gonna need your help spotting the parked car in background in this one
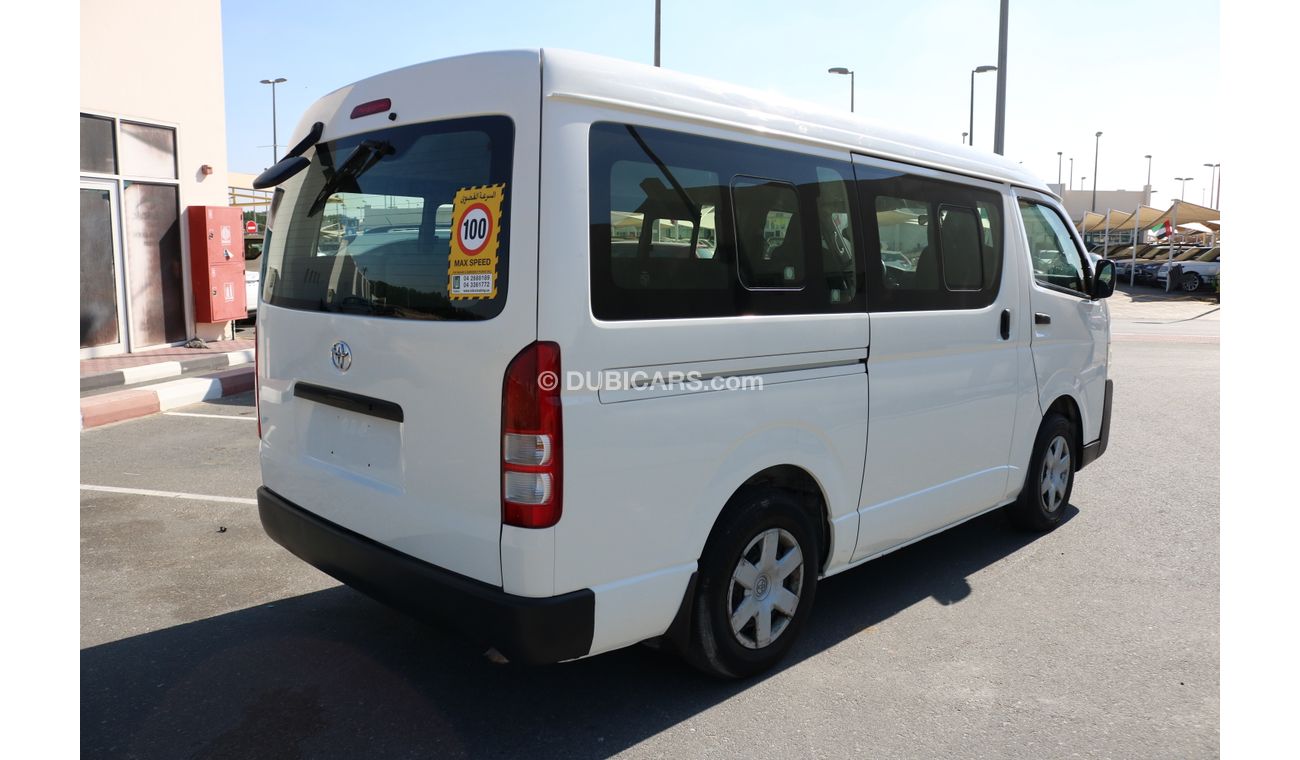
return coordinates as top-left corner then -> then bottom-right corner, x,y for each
245,234 -> 263,316
1114,244 -> 1156,278
1157,247 -> 1220,291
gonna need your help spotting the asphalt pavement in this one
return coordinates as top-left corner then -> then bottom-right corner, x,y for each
80,326 -> 1219,758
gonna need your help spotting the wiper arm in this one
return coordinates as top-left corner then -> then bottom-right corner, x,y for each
307,139 -> 394,217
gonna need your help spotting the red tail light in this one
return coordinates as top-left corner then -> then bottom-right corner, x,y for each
501,342 -> 562,528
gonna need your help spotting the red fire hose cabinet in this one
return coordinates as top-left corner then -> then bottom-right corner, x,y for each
187,205 -> 248,323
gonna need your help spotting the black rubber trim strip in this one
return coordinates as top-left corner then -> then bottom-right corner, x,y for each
293,381 -> 404,422
257,487 -> 595,664
1078,378 -> 1114,470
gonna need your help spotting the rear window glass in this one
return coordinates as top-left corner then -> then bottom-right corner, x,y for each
263,116 -> 514,320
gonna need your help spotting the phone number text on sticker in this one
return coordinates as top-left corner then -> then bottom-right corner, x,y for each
451,273 -> 493,295
447,183 -> 505,300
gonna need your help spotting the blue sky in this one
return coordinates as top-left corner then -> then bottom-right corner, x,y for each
222,0 -> 1219,205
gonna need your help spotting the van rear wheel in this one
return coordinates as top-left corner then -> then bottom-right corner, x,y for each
683,488 -> 819,679
1010,413 -> 1074,531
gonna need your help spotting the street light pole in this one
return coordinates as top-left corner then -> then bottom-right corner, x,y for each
828,67 -> 855,112
1203,162 -> 1219,207
1144,154 -> 1153,203
1175,176 -> 1193,200
992,0 -> 1009,154
1090,131 -> 1102,212
969,65 -> 996,148
962,131 -> 969,145
1069,157 -> 1074,192
1056,151 -> 1063,190
654,0 -> 661,67
260,77 -> 287,164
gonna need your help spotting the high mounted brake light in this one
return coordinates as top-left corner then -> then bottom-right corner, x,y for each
350,99 -> 392,119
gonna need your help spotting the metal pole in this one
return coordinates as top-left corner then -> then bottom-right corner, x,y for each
1091,131 -> 1101,211
850,70 -> 855,113
992,0 -> 1009,154
1103,209 -> 1111,259
1166,202 -> 1179,293
969,69 -> 976,147
654,0 -> 661,67
270,81 -> 279,163
1216,166 -> 1222,210
1069,158 -> 1074,192
1130,206 -> 1139,286
1057,152 -> 1063,191
1145,154 -> 1153,204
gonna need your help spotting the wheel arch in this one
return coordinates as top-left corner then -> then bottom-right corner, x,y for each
1044,393 -> 1085,472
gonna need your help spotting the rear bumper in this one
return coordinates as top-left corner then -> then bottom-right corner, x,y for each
1079,379 -> 1114,470
257,487 -> 594,664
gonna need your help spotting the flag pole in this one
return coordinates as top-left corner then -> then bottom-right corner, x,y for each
1165,202 -> 1179,293
1130,206 -> 1140,287
1103,209 -> 1111,261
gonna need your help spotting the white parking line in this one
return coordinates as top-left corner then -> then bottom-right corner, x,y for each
163,412 -> 257,421
80,484 -> 258,505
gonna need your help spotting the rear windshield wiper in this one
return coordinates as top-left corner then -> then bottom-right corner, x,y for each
307,139 -> 395,217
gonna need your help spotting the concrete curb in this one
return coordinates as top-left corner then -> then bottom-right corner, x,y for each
81,349 -> 257,393
81,365 -> 254,429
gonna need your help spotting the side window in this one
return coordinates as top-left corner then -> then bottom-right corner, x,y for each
1018,200 -> 1086,294
937,205 -> 983,291
815,166 -> 856,305
733,176 -> 804,289
857,164 -> 1004,312
589,122 -> 864,320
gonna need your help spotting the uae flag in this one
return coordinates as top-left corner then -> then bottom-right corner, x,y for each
1153,219 -> 1173,238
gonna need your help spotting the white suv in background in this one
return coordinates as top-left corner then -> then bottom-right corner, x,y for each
1158,247 -> 1219,291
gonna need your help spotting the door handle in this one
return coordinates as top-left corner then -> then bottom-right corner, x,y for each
1034,312 -> 1052,325
1000,309 -> 1011,340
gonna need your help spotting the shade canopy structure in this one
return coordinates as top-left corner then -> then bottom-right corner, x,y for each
1079,211 -> 1105,233
1110,205 -> 1165,232
1148,200 -> 1220,229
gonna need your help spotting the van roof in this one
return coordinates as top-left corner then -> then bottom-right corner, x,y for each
324,48 -> 1051,195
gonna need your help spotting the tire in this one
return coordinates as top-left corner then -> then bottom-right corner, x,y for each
683,488 -> 820,679
1009,413 -> 1075,531
1182,273 -> 1202,292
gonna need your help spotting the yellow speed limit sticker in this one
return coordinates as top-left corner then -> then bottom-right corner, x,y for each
447,183 -> 505,300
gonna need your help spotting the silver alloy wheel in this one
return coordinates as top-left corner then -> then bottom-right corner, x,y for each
1182,274 -> 1201,292
727,527 -> 804,649
1039,435 -> 1071,513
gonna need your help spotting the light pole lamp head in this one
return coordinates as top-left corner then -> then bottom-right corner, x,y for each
260,77 -> 287,85
974,65 -> 997,73
828,67 -> 851,75
1095,131 -> 1103,138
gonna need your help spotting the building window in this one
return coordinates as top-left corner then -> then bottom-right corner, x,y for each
80,114 -> 117,174
120,121 -> 178,180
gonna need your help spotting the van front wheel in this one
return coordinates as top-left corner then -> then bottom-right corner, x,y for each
1010,413 -> 1074,531
684,489 -> 820,679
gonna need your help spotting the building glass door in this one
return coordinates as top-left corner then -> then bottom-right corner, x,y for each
80,180 -> 130,356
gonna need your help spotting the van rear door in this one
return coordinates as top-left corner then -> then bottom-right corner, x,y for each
257,53 -> 541,587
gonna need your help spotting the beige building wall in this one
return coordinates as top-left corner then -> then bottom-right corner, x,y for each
81,0 -> 230,205
81,0 -> 233,343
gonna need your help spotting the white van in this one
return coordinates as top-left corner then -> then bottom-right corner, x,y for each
253,49 -> 1116,678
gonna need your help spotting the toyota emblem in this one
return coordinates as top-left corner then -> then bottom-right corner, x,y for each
331,341 -> 352,372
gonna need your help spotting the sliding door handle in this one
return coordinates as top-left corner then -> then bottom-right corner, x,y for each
1034,312 -> 1052,325
1000,309 -> 1011,340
